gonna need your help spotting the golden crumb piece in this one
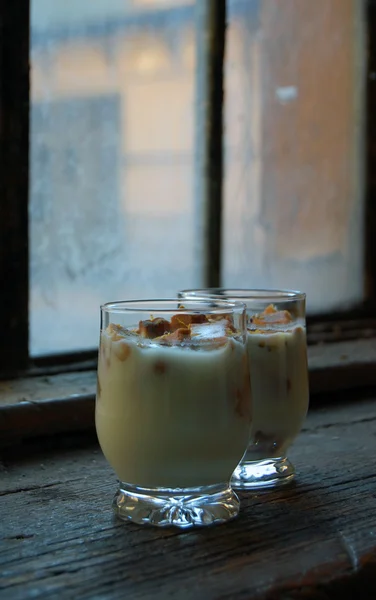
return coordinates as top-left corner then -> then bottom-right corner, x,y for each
251,304 -> 293,327
264,304 -> 277,315
97,375 -> 102,397
234,354 -> 252,420
138,318 -> 171,339
113,341 -> 132,361
209,313 -> 236,332
161,327 -> 191,344
106,323 -> 127,341
171,313 -> 208,330
206,336 -> 229,348
154,360 -> 167,375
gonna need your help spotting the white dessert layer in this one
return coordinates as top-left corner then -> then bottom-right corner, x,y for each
96,332 -> 251,488
246,326 -> 309,459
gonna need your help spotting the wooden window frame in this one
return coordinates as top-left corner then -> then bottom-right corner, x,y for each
0,0 -> 375,386
0,2 -> 30,377
0,1 -> 226,378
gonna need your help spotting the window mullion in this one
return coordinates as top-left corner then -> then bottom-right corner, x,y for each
194,0 -> 226,288
366,0 -> 376,307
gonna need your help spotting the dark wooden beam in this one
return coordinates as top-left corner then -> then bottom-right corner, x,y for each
2,335 -> 376,446
366,0 -> 376,307
194,0 -> 226,287
0,1 -> 30,375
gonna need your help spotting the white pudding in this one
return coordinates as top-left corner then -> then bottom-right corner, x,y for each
244,309 -> 309,460
96,318 -> 251,489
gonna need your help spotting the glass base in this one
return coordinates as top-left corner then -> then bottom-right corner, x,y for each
231,457 -> 295,490
113,482 -> 240,528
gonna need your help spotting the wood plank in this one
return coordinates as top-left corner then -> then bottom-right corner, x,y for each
308,337 -> 376,393
0,372 -> 96,447
1,399 -> 376,599
1,337 -> 375,407
0,371 -> 96,407
0,2 -> 30,376
1,338 -> 376,447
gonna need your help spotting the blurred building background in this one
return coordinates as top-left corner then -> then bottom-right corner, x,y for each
30,0 -> 363,353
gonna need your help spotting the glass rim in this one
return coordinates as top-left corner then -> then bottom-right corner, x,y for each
179,288 -> 306,303
101,297 -> 246,314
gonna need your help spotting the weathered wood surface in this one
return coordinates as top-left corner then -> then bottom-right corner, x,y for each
1,398 -> 376,599
1,338 -> 376,447
2,337 -> 375,407
307,319 -> 376,344
308,337 -> 376,392
0,371 -> 95,407
0,371 -> 96,447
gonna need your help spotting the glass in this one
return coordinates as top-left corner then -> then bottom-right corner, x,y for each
223,0 -> 365,315
179,289 -> 309,489
30,0 -> 365,354
30,1 -> 197,355
96,298 -> 251,528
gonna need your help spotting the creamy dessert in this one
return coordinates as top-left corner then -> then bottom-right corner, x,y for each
242,305 -> 309,461
96,313 -> 252,490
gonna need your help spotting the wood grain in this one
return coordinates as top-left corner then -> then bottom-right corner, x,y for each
1,337 -> 376,447
1,399 -> 376,599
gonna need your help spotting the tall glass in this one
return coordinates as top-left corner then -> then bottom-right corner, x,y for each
178,289 -> 309,489
96,298 -> 251,527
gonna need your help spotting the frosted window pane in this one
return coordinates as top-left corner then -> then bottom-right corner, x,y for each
223,0 -> 365,314
30,1 -> 197,355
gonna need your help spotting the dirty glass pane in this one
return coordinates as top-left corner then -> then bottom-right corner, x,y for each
30,0 -> 197,354
223,0 -> 365,314
31,0 -> 366,354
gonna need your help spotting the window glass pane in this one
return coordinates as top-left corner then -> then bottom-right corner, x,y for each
223,0 -> 365,313
30,0 -> 197,354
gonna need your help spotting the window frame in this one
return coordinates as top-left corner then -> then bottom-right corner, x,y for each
0,2 -> 30,377
366,0 -> 376,305
0,0 -> 375,379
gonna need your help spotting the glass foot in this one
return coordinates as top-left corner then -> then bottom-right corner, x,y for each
231,457 -> 295,490
113,482 -> 240,528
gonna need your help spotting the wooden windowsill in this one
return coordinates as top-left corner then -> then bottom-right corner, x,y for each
1,336 -> 376,447
1,394 -> 376,598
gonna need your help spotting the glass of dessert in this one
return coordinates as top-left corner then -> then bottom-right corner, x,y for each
96,298 -> 252,528
178,289 -> 309,489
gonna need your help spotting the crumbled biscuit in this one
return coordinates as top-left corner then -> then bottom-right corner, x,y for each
97,375 -> 102,397
138,318 -> 171,339
161,327 -> 191,344
209,313 -> 236,331
264,304 -> 276,315
113,341 -> 131,361
234,353 -> 252,420
171,313 -> 208,330
251,304 -> 293,327
107,323 -> 127,341
154,360 -> 167,374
